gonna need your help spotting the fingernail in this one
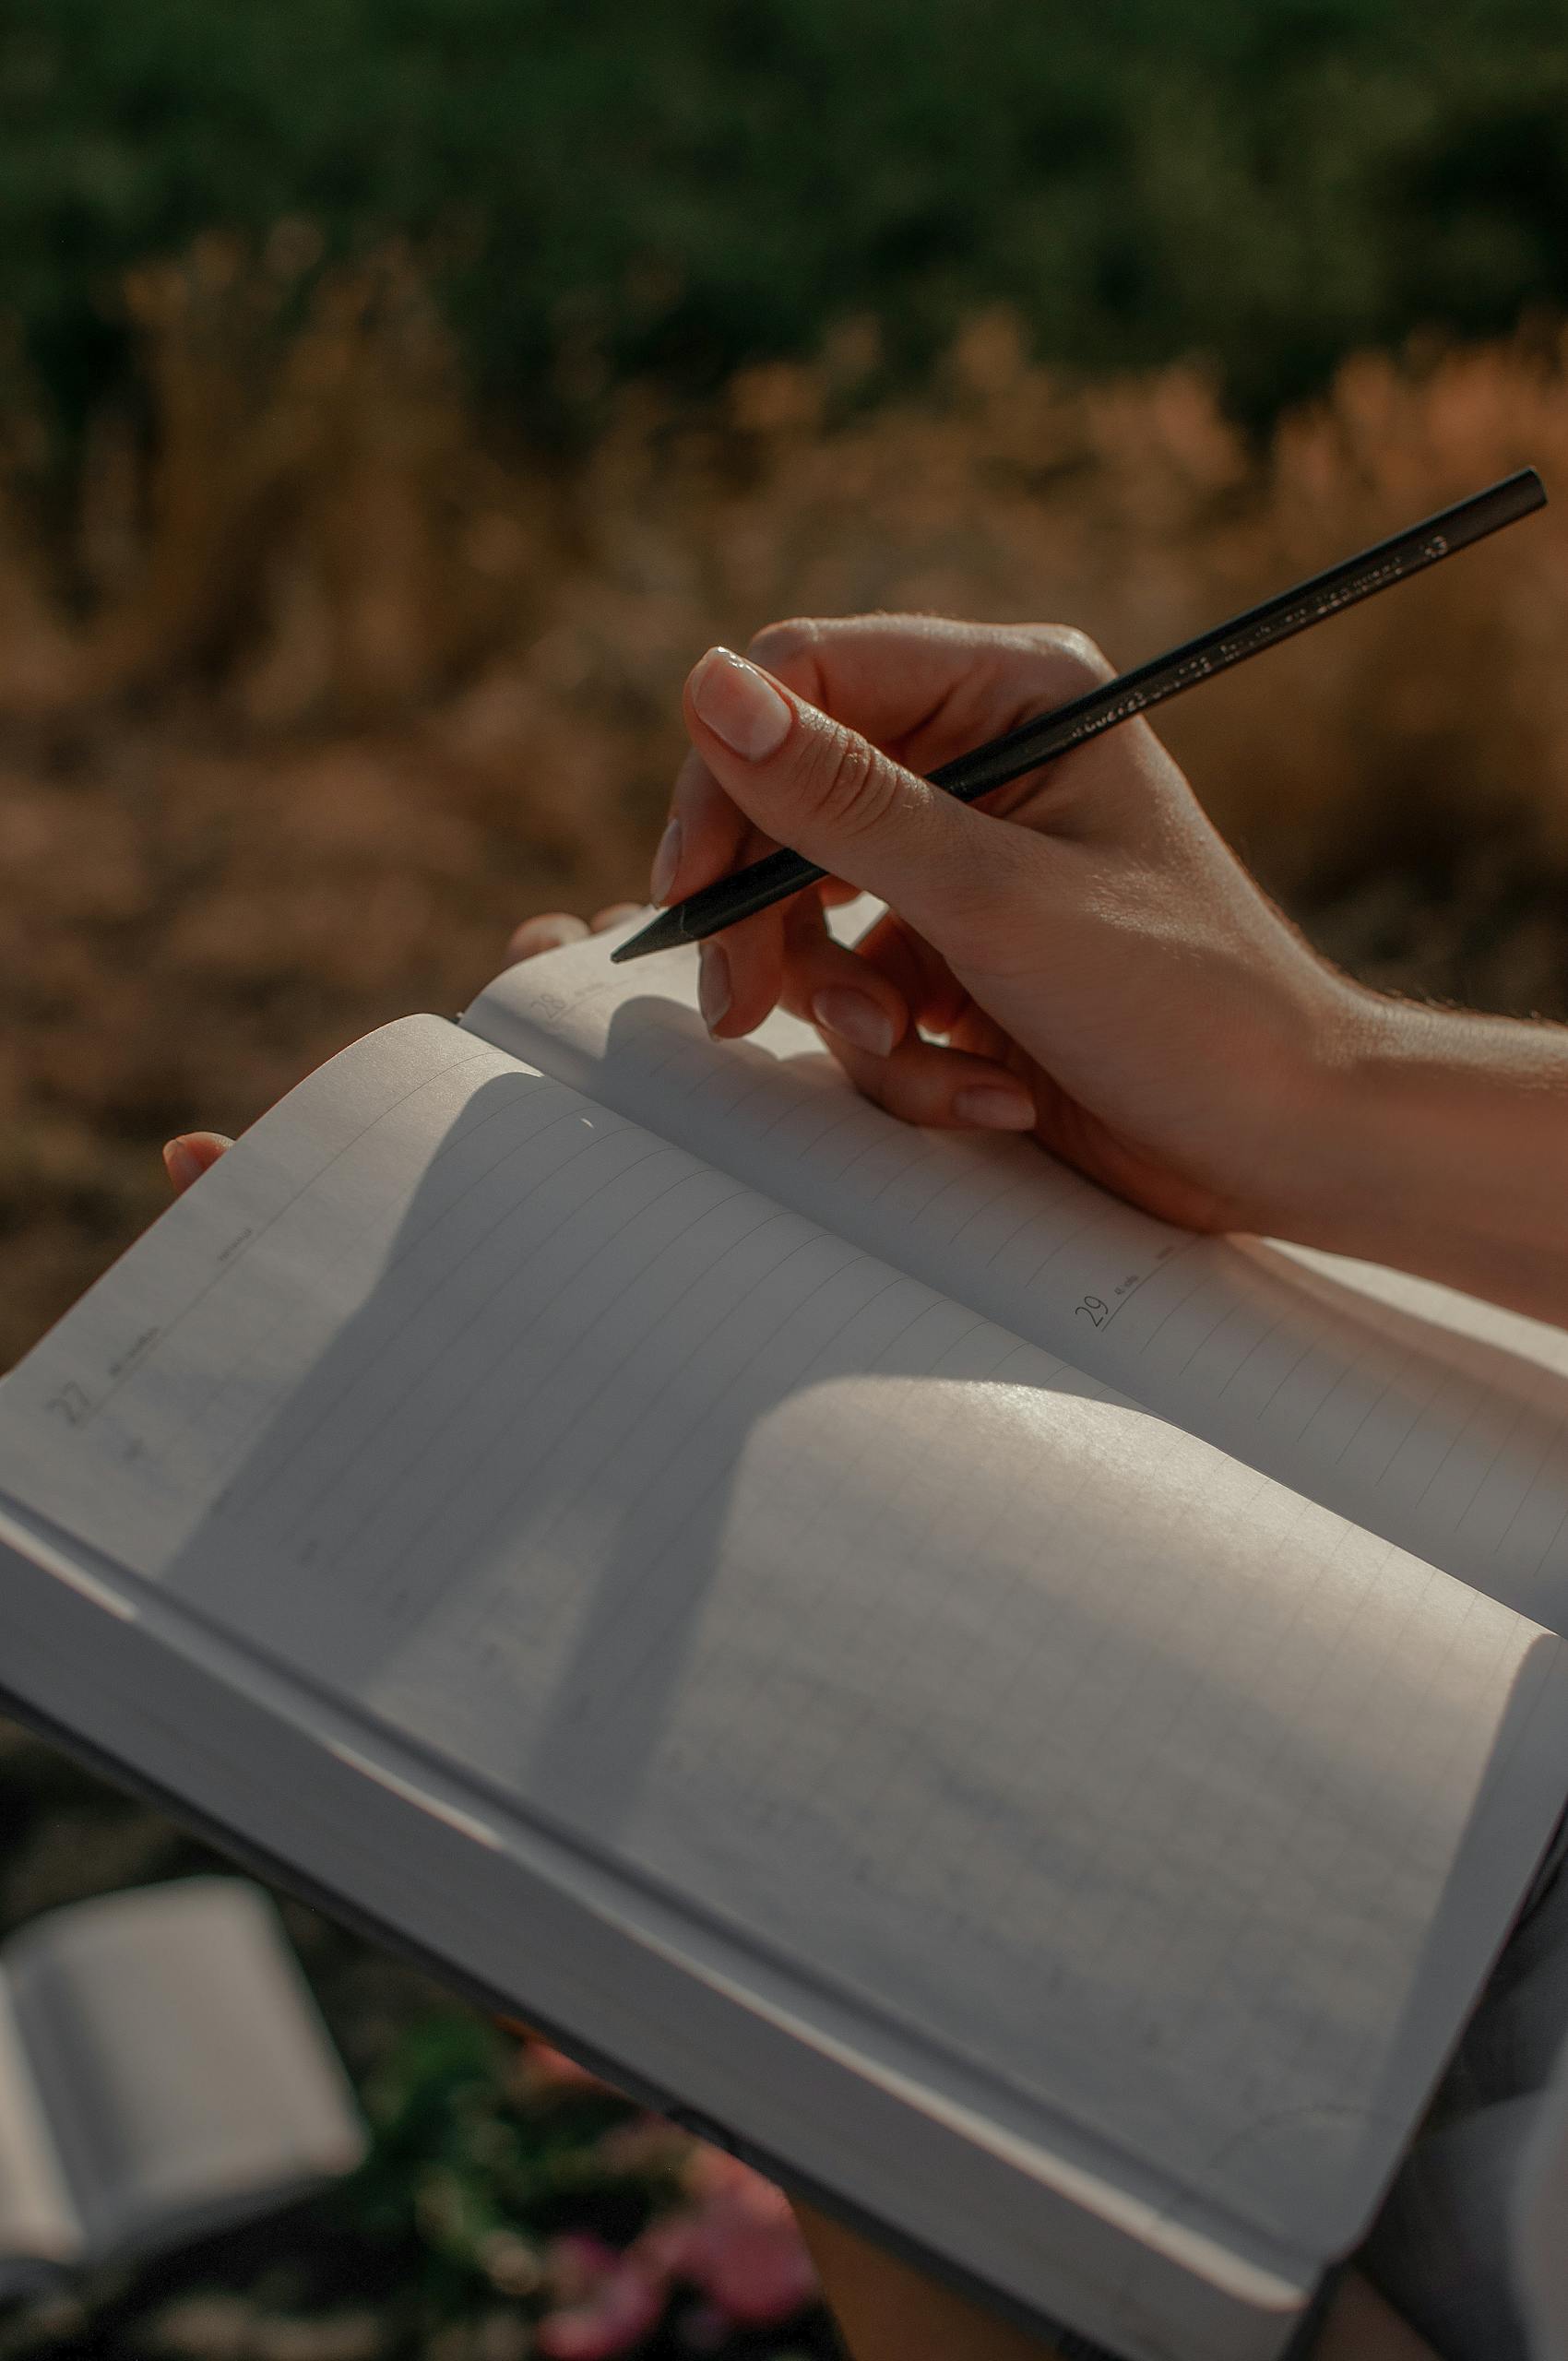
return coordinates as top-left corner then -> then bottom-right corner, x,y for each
649,815 -> 682,905
811,987 -> 896,1058
954,1084 -> 1036,1131
690,647 -> 792,761
162,1139 -> 202,1189
698,940 -> 731,1030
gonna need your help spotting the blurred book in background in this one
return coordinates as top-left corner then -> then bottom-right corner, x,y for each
0,1878 -> 366,2303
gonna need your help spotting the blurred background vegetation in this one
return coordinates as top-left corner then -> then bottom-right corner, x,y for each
9,0 -> 1568,442
7,4 -> 1568,2355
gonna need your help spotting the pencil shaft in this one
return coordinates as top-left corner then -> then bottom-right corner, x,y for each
612,468 -> 1545,962
926,467 -> 1543,801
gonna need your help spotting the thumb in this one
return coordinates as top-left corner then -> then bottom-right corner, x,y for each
682,647 -> 1033,950
162,1132 -> 232,1195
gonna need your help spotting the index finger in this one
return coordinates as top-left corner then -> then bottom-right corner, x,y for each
661,614 -> 1031,924
745,613 -> 1112,787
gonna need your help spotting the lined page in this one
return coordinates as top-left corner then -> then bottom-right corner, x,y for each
468,909 -> 1568,1630
1,1014 -> 1566,2259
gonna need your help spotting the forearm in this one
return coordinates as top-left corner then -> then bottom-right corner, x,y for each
1288,993 -> 1568,1324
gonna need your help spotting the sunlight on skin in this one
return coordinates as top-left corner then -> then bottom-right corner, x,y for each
161,900 -> 1441,2361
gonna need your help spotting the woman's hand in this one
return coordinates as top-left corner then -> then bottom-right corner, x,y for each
660,616 -> 1568,1321
658,616 -> 1372,1239
166,610 -> 1568,1320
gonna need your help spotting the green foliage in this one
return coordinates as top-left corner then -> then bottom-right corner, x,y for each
345,2012 -> 676,2293
0,1708 -> 836,2355
5,0 -> 1568,435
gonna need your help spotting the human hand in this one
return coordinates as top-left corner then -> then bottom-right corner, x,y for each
657,617 -> 1379,1240
163,662 -> 1568,1322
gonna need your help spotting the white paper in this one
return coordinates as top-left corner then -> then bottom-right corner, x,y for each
467,909 -> 1568,1630
1,1014 -> 1563,2258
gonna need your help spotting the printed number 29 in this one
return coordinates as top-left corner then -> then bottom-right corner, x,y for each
1076,1296 -> 1109,1327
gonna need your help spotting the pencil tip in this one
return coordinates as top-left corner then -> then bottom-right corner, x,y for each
610,908 -> 689,963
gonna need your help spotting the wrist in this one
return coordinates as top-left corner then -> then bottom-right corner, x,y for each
1277,987 -> 1568,1322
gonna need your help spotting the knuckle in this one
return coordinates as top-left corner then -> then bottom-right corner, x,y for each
1030,623 -> 1117,697
747,616 -> 818,671
797,723 -> 903,837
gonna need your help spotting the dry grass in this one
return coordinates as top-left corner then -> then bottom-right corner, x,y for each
6,243 -> 1568,1366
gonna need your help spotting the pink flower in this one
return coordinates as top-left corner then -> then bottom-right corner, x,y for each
535,2232 -> 666,2360
635,2150 -> 819,2329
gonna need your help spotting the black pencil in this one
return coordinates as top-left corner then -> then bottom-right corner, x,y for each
612,467 -> 1547,964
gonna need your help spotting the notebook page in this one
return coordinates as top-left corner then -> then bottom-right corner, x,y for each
0,1012 -> 1565,2258
467,909 -> 1568,1630
0,1981 -> 77,2266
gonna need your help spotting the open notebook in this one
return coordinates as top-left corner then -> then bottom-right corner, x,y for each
3,901 -> 1568,2361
